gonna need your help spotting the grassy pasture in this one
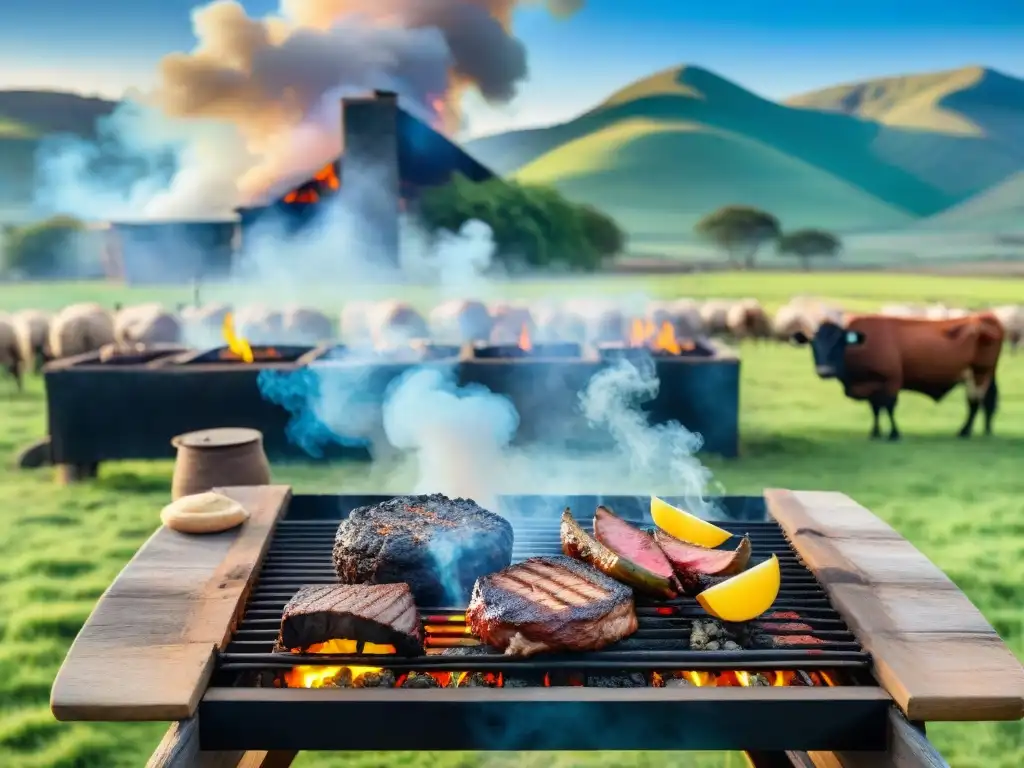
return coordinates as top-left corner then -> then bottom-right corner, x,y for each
0,274 -> 1021,768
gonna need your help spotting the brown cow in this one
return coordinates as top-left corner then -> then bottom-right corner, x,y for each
792,313 -> 1004,440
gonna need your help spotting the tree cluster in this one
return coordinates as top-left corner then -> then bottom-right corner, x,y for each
417,174 -> 625,272
2,215 -> 86,278
694,205 -> 841,270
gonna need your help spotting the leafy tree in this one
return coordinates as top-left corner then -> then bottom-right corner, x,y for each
418,175 -> 622,271
776,228 -> 841,271
3,215 -> 86,278
694,205 -> 781,269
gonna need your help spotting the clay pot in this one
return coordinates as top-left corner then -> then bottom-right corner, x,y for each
171,427 -> 271,500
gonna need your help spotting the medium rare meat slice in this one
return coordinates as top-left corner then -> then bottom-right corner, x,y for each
654,531 -> 751,577
333,494 -> 514,605
466,555 -> 637,657
276,583 -> 424,656
592,505 -> 680,597
561,508 -> 677,598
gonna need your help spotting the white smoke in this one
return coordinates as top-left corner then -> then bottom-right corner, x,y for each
382,367 -> 519,510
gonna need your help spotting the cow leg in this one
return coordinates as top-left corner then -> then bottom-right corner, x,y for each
868,398 -> 884,439
958,370 -> 988,438
982,376 -> 998,435
884,396 -> 901,441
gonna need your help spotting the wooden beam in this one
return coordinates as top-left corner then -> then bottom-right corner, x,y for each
50,485 -> 292,721
766,489 -> 1024,722
147,716 -> 298,768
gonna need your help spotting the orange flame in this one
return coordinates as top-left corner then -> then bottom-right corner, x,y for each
627,319 -> 693,354
518,323 -> 533,352
222,312 -> 254,363
283,638 -> 395,689
283,162 -> 340,204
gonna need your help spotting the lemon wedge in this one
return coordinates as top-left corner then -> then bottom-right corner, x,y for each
651,496 -> 731,548
696,555 -> 781,622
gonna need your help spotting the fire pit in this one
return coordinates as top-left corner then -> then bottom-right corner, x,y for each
51,487 -> 1023,765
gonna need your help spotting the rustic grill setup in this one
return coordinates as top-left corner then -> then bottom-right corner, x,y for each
49,486 -> 1024,768
41,329 -> 740,479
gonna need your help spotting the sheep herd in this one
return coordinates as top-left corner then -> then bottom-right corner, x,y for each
0,296 -> 1020,389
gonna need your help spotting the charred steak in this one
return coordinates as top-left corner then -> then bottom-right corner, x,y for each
333,494 -> 514,605
276,583 -> 423,656
466,555 -> 637,657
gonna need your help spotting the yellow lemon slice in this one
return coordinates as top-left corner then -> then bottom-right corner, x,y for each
696,555 -> 781,622
651,496 -> 731,548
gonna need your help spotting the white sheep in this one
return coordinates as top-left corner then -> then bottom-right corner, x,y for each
282,306 -> 334,345
114,303 -> 181,345
11,309 -> 51,373
0,314 -> 22,389
48,303 -> 115,359
992,305 -> 1024,352
726,299 -> 772,340
180,303 -> 232,349
234,304 -> 285,345
429,299 -> 492,343
489,304 -> 535,345
366,301 -> 429,348
699,300 -> 732,335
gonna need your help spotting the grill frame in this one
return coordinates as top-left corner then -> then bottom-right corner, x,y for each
201,494 -> 892,752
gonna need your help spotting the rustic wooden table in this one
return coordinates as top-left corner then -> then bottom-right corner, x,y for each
48,486 -> 1024,768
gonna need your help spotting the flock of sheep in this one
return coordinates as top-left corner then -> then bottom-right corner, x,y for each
0,296 -> 1021,389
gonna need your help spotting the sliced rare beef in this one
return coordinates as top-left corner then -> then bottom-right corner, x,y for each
591,505 -> 680,597
654,531 -> 751,577
465,555 -> 637,657
332,494 -> 514,605
561,508 -> 677,598
276,582 -> 423,656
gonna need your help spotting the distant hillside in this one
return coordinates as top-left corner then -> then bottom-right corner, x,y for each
919,171 -> 1024,232
0,91 -> 118,217
786,66 -> 1024,151
465,65 -> 1024,254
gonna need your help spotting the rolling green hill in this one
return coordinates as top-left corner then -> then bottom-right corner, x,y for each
465,65 -> 1024,253
918,170 -> 1024,232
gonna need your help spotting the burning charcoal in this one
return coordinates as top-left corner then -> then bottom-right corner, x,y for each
401,672 -> 441,689
324,668 -> 354,688
690,621 -> 709,650
705,641 -> 721,651
352,669 -> 396,688
795,671 -> 816,687
585,673 -> 648,688
456,672 -> 502,688
747,673 -> 771,687
722,641 -> 741,651
747,633 -> 774,650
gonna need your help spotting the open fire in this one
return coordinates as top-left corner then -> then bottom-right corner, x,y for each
282,162 -> 341,205
219,313 -> 286,362
629,319 -> 694,355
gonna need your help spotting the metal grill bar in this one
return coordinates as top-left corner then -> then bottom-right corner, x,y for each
215,496 -> 873,675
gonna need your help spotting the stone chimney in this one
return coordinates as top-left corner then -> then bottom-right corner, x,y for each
340,90 -> 401,266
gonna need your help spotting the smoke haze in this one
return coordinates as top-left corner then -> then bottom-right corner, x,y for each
34,0 -> 586,220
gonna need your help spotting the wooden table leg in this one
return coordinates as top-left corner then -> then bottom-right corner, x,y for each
146,716 -> 298,768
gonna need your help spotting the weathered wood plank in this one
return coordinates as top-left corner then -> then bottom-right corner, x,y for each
805,709 -> 950,767
766,488 -> 1024,722
51,485 -> 292,721
147,716 -> 298,768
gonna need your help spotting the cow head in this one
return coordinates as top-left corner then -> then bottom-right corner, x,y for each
790,321 -> 865,380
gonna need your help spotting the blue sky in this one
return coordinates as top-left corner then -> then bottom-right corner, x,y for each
2,0 -> 1023,136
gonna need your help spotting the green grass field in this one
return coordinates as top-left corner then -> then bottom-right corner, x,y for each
0,275 -> 1022,768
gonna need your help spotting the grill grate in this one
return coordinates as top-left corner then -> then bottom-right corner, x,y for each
216,495 -> 872,677
200,495 -> 891,753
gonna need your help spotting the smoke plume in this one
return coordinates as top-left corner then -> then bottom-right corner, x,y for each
36,0 -> 585,220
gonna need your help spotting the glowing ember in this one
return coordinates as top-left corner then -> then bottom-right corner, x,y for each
222,313 -> 254,363
283,638 -> 396,689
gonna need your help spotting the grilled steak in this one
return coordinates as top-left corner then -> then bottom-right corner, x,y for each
276,583 -> 423,656
333,494 -> 514,605
466,555 -> 637,657
654,530 -> 751,578
561,507 -> 677,598
591,505 -> 680,597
